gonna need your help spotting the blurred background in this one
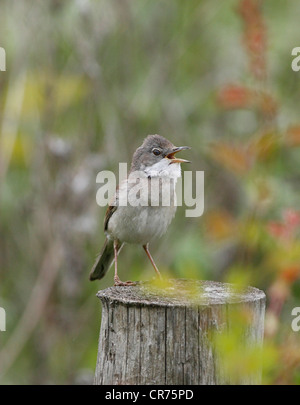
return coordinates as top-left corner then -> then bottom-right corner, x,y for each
0,0 -> 300,384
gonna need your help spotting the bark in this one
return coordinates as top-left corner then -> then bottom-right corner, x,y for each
94,279 -> 266,385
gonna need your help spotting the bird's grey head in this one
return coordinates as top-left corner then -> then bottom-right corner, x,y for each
130,135 -> 190,176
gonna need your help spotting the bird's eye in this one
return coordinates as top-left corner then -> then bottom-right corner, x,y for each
152,148 -> 161,156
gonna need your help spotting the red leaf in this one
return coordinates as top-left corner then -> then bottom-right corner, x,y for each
217,85 -> 252,109
283,209 -> 300,228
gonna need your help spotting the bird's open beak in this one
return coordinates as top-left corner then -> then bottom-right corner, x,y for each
166,146 -> 191,164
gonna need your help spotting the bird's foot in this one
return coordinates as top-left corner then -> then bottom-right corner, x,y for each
114,276 -> 137,287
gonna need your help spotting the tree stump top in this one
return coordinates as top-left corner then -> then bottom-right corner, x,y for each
96,279 -> 266,308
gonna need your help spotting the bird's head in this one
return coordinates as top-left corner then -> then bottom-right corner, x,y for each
130,134 -> 190,177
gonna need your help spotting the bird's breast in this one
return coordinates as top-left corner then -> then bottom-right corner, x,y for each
107,177 -> 177,244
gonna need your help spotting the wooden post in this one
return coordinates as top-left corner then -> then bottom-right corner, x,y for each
94,279 -> 266,385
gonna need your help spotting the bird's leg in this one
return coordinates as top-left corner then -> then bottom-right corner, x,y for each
113,240 -> 136,286
143,244 -> 162,279
113,239 -> 119,283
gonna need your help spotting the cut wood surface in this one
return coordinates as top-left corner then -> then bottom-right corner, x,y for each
94,279 -> 266,385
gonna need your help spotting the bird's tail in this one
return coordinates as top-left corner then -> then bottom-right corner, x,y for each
89,238 -> 123,281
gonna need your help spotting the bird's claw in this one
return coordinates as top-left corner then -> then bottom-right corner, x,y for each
114,276 -> 137,287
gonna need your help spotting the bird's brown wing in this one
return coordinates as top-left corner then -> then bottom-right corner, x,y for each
104,182 -> 121,231
104,204 -> 117,231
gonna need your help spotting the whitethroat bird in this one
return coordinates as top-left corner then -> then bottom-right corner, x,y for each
89,134 -> 190,286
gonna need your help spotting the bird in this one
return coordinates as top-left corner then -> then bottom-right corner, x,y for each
89,134 -> 190,286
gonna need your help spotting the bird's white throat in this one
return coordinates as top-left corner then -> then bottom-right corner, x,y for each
143,158 -> 182,180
